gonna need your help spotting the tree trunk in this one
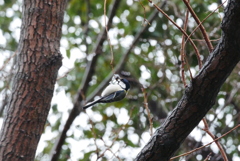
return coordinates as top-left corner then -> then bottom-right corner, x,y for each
135,0 -> 240,160
0,0 -> 67,160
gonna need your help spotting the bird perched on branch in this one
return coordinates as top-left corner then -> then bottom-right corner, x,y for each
83,75 -> 130,109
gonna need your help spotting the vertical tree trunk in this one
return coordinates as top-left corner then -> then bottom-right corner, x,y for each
0,0 -> 67,160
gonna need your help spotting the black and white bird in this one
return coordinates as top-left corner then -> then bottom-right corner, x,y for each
83,76 -> 130,109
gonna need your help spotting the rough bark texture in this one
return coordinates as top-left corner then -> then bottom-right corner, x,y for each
0,0 -> 67,160
135,0 -> 240,160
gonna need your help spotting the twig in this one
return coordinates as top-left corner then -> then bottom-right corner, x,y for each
170,124 -> 240,160
83,0 -> 91,55
141,88 -> 153,136
192,38 -> 221,42
182,0 -> 213,52
97,107 -> 134,160
148,0 -> 202,70
180,0 -> 190,87
203,152 -> 212,161
104,0 -> 115,70
0,51 -> 17,71
89,117 -> 100,157
138,0 -> 151,26
184,0 -> 227,50
202,118 -> 228,161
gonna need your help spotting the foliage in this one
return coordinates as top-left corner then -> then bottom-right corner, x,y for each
0,0 -> 239,161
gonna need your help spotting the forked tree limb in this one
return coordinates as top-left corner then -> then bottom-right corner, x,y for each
135,0 -> 240,160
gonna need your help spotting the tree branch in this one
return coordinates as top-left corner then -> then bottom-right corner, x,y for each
182,0 -> 214,52
135,0 -> 240,160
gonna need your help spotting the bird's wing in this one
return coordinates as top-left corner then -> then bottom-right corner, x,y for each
83,90 -> 126,109
99,90 -> 126,103
82,97 -> 104,109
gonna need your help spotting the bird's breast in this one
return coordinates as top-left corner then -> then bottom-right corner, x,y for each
101,84 -> 123,97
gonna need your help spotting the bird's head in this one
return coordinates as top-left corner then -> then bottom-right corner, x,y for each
119,78 -> 130,91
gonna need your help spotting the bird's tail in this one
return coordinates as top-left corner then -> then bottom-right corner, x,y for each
82,97 -> 103,109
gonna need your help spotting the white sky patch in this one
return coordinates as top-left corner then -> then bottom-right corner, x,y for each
134,47 -> 141,55
12,3 -> 20,11
59,44 -> 86,76
164,39 -> 172,46
89,19 -> 99,29
0,30 -> 7,46
60,38 -> 69,48
6,8 -> 14,17
9,17 -> 21,41
149,21 -> 156,32
140,132 -> 151,145
113,16 -> 120,24
176,18 -> 183,27
126,0 -> 133,6
74,113 -> 90,130
128,133 -> 139,144
68,26 -> 75,33
120,35 -> 134,48
108,28 -> 119,45
156,50 -> 165,64
136,15 -> 143,22
140,65 -> 151,79
190,127 -> 203,142
218,97 -> 225,105
73,16 -> 81,25
85,110 -> 103,122
100,15 -> 108,27
162,24 -> 167,30
117,108 -> 129,125
149,39 -> 157,46
208,3 -> 218,11
0,118 -> 3,130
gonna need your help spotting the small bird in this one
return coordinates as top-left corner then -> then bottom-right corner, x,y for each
83,77 -> 130,109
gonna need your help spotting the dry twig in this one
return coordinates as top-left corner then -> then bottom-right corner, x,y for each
170,124 -> 240,160
141,88 -> 153,136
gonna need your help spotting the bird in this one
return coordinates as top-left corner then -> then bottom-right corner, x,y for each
83,78 -> 130,109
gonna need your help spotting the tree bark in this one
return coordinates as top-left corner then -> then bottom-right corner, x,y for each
135,0 -> 240,160
0,0 -> 67,160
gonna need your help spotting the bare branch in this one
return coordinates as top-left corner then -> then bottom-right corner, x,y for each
182,0 -> 214,52
170,124 -> 240,160
149,1 -> 202,70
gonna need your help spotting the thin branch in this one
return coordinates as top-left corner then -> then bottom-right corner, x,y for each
138,0 -> 151,26
149,1 -> 202,70
141,88 -> 153,136
97,107 -> 134,160
184,1 -> 226,48
202,118 -> 228,161
83,0 -> 91,55
0,51 -> 16,71
182,0 -> 213,52
180,0 -> 190,87
203,153 -> 212,161
104,0 -> 115,70
170,124 -> 240,160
